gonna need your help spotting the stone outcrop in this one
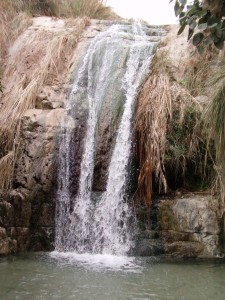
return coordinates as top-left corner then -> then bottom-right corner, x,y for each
134,194 -> 222,258
0,16 -> 89,255
0,108 -> 65,255
157,195 -> 221,258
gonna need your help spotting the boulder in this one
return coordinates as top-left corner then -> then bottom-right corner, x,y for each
10,108 -> 65,252
164,241 -> 204,258
158,195 -> 221,257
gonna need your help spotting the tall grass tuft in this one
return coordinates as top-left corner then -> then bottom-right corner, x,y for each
0,151 -> 14,189
0,0 -> 117,60
0,17 -> 88,189
135,50 -> 210,209
204,78 -> 225,208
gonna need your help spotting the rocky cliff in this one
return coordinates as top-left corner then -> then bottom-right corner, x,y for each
0,18 -> 224,258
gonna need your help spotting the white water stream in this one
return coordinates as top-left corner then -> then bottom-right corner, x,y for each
55,22 -> 161,263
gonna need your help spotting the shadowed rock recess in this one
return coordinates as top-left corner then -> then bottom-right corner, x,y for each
0,18 -> 224,259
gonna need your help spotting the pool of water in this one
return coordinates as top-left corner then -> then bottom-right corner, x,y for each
0,253 -> 225,300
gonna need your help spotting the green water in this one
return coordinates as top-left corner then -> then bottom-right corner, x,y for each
0,253 -> 225,300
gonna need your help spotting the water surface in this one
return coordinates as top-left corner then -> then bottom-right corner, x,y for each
0,253 -> 225,300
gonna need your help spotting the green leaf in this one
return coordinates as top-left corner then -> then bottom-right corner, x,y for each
197,45 -> 204,54
179,11 -> 186,22
186,5 -> 198,17
193,32 -> 204,46
204,34 -> 215,45
216,22 -> 222,30
215,29 -> 222,39
212,33 -> 220,43
178,23 -> 186,35
199,13 -> 208,23
174,1 -> 180,17
198,15 -> 208,31
188,28 -> 194,40
221,20 -> 225,29
198,22 -> 207,31
198,10 -> 208,18
179,0 -> 187,5
189,19 -> 197,30
214,40 -> 224,50
221,31 -> 225,41
207,16 -> 219,28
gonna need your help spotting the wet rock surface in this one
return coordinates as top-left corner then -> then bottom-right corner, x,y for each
0,108 -> 63,255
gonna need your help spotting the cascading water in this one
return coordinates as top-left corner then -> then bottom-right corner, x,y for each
54,22 -> 162,258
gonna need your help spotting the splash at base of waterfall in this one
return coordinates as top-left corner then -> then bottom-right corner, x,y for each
50,251 -> 142,272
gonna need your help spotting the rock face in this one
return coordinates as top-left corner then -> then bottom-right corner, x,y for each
157,195 -> 221,258
0,19 -> 224,258
0,16 -> 88,255
134,194 -> 222,258
0,109 -> 64,255
222,212 -> 225,253
0,191 -> 31,255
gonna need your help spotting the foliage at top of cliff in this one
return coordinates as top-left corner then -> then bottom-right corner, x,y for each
1,0 -> 116,19
0,0 -> 117,59
0,0 -> 118,97
171,0 -> 225,52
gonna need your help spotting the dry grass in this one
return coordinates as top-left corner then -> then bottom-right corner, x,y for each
179,49 -> 214,96
204,76 -> 225,209
135,50 -> 206,209
0,6 -> 31,60
50,0 -> 117,19
0,17 -> 88,189
0,0 -> 117,74
135,41 -> 225,212
0,151 -> 14,189
0,0 -> 117,190
136,73 -> 172,207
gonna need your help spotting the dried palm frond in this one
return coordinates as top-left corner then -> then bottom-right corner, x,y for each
0,151 -> 14,189
135,50 -> 206,209
204,80 -> 225,208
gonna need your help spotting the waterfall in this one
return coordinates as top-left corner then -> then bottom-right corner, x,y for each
55,22 -> 162,256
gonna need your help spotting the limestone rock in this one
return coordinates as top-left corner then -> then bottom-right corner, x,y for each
9,227 -> 30,252
0,227 -> 7,239
10,108 -> 65,252
164,241 -> 204,258
158,195 -> 221,257
172,196 -> 220,256
0,239 -> 9,256
36,86 -> 64,109
14,108 -> 64,191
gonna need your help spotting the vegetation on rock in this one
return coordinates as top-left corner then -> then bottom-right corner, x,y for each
171,0 -> 225,52
0,0 -> 118,190
164,0 -> 225,211
135,49 -> 214,209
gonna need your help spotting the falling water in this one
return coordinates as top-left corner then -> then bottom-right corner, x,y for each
55,22 -> 162,256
